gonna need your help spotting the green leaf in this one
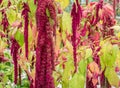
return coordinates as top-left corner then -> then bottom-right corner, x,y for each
105,67 -> 119,87
7,9 -> 17,25
62,11 -> 72,34
85,48 -> 92,59
4,49 -> 11,59
0,83 -> 3,88
55,0 -> 70,9
78,59 -> 87,75
3,75 -> 8,83
100,42 -> 119,69
6,85 -> 11,88
87,57 -> 93,64
69,73 -> 85,88
2,0 -> 8,7
21,78 -> 30,87
14,30 -> 24,46
62,59 -> 74,88
61,11 -> 72,41
0,13 -> 2,22
28,0 -> 36,17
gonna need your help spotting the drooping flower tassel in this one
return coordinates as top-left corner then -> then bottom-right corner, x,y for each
71,0 -> 82,73
1,12 -> 9,32
22,3 -> 30,59
10,37 -> 20,84
35,0 -> 56,88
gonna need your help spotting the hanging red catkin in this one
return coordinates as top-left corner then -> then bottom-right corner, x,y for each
35,0 -> 56,88
71,0 -> 82,73
45,22 -> 55,88
1,11 -> 10,46
22,3 -> 30,59
47,1 -> 57,36
47,1 -> 56,70
1,12 -> 9,32
10,37 -> 20,84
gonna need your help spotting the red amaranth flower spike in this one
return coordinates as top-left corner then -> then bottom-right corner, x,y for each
45,22 -> 55,88
1,13 -> 9,32
22,3 -> 30,59
46,1 -> 57,70
10,37 -> 20,84
71,0 -> 82,73
47,1 -> 57,36
35,0 -> 56,88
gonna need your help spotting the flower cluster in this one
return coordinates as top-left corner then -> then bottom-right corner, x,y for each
71,0 -> 82,72
22,3 -> 30,59
10,38 -> 20,84
35,0 -> 56,88
1,12 -> 9,32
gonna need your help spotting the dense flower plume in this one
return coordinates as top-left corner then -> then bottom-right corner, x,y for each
0,0 -> 119,87
1,12 -> 9,32
10,38 -> 20,84
35,0 -> 56,88
71,0 -> 82,72
22,3 -> 30,59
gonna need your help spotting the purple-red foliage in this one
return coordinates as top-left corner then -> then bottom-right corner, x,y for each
10,37 -> 20,84
80,22 -> 87,37
35,0 -> 56,88
71,0 -> 82,72
94,0 -> 103,25
1,12 -> 9,32
22,3 -> 30,59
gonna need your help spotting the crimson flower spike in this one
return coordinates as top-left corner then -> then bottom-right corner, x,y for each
1,12 -> 9,32
35,0 -> 56,88
10,37 -> 20,84
71,0 -> 82,73
22,3 -> 30,59
113,0 -> 116,18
